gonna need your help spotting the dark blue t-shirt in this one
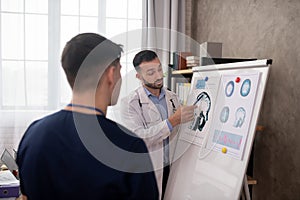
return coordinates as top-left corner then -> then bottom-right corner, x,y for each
17,110 -> 159,200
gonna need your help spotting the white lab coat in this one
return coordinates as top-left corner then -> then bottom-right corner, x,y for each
120,86 -> 180,198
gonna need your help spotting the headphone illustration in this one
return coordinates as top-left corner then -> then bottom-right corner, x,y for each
189,92 -> 211,131
233,107 -> 246,128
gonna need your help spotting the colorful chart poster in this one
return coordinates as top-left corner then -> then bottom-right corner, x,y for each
179,74 -> 220,146
206,72 -> 261,160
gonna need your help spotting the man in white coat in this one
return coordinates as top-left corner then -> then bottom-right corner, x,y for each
120,50 -> 196,199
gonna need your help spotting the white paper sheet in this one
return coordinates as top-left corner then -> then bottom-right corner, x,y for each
179,74 -> 221,146
206,72 -> 261,160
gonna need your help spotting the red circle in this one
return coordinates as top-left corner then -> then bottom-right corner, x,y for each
235,77 -> 240,83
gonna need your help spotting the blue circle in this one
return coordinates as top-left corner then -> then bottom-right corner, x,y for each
220,106 -> 230,123
225,81 -> 234,97
240,79 -> 251,97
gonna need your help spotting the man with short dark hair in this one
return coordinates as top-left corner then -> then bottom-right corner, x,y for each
17,33 -> 159,200
120,50 -> 196,199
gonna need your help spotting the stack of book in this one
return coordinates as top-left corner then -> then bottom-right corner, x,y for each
186,56 -> 200,68
172,52 -> 192,70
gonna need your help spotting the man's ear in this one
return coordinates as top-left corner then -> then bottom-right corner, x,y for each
136,73 -> 141,80
106,66 -> 115,85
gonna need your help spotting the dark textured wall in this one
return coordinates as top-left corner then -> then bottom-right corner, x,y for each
186,0 -> 300,199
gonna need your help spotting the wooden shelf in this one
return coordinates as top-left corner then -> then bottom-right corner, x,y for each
172,69 -> 193,75
247,176 -> 257,185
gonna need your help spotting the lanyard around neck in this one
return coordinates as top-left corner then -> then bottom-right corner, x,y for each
67,103 -> 105,116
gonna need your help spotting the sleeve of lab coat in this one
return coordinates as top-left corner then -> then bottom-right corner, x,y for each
120,97 -> 170,147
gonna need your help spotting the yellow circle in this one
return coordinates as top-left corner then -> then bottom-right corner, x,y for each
222,147 -> 227,153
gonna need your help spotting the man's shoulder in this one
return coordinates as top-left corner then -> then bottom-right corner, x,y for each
24,111 -> 63,132
164,87 -> 178,98
103,118 -> 148,153
121,87 -> 142,103
164,87 -> 176,94
104,117 -> 137,138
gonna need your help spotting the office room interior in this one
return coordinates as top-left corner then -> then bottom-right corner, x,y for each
0,0 -> 299,200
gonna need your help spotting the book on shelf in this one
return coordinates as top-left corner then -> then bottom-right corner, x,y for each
176,82 -> 191,105
186,60 -> 200,68
187,60 -> 199,64
172,52 -> 192,70
186,56 -> 200,61
187,63 -> 199,67
186,56 -> 200,68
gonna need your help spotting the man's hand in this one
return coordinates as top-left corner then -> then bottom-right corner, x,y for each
168,105 -> 196,127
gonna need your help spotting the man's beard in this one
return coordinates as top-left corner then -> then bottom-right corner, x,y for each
142,77 -> 164,89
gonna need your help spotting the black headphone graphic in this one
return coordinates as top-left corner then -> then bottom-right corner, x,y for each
190,92 -> 211,131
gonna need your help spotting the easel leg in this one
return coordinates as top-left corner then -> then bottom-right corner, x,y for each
243,174 -> 251,200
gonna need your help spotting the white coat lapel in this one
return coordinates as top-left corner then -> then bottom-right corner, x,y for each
165,89 -> 177,117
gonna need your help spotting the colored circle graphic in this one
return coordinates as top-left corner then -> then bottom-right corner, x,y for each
225,81 -> 234,97
220,106 -> 230,123
240,79 -> 251,97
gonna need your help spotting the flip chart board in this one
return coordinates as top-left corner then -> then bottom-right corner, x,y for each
165,59 -> 271,200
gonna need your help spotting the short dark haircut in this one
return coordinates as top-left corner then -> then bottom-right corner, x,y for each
133,50 -> 158,71
61,33 -> 123,91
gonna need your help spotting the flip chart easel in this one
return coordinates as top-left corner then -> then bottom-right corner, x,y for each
165,59 -> 271,200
